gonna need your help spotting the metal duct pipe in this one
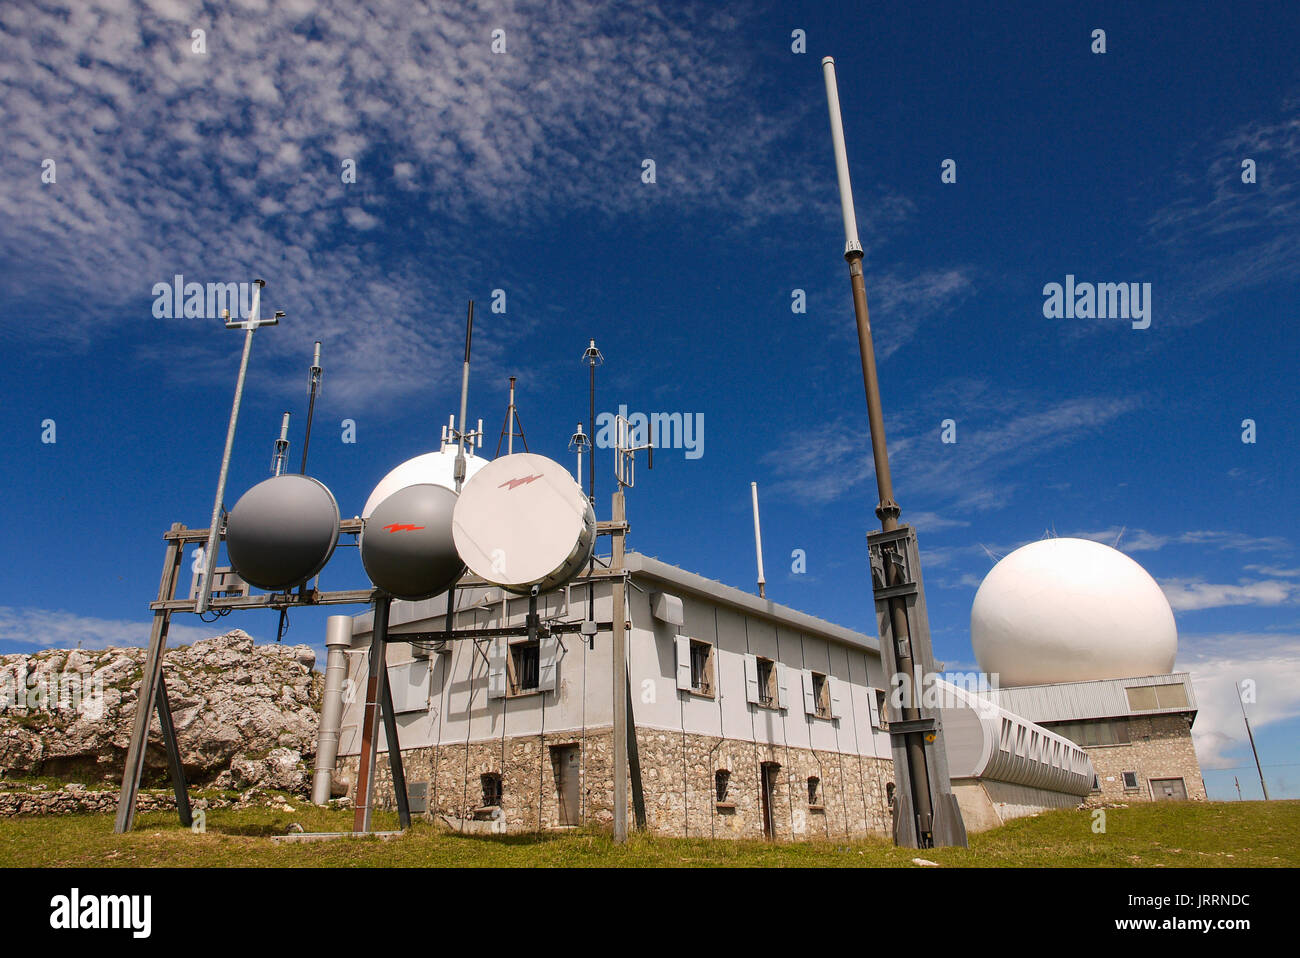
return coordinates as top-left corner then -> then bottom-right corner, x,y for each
311,615 -> 353,805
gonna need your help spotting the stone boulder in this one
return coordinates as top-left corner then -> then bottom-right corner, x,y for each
0,630 -> 323,794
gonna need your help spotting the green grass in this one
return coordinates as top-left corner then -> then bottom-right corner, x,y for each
0,798 -> 1295,867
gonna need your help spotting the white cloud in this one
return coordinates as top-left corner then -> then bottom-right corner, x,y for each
1071,528 -> 1290,555
1158,577 -> 1295,612
0,606 -> 229,650
0,0 -> 861,404
765,382 -> 1139,512
1179,632 -> 1300,769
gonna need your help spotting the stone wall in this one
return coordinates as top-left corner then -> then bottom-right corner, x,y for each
1083,713 -> 1206,803
334,726 -> 894,840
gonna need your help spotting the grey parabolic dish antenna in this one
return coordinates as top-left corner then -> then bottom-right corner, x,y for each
361,482 -> 464,600
225,475 -> 341,591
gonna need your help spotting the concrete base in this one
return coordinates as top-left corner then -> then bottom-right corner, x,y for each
952,778 -> 1085,832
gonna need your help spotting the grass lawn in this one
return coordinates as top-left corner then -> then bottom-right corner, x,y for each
1,796 -> 1296,867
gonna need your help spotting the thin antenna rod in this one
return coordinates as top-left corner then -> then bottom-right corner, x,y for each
454,301 -> 474,493
272,411 -> 291,476
1238,681 -> 1270,800
751,482 -> 766,599
300,341 -> 322,474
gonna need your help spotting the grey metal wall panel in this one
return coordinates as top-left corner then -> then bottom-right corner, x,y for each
800,635 -> 839,753
675,594 -> 724,739
714,606 -> 753,742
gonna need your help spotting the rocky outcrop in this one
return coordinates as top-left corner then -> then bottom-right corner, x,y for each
0,631 -> 323,795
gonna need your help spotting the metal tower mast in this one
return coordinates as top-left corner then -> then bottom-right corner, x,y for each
822,57 -> 966,848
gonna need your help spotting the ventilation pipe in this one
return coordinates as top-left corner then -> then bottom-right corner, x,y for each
312,615 -> 353,805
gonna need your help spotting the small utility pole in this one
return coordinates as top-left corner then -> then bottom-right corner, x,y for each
1238,680 -> 1270,800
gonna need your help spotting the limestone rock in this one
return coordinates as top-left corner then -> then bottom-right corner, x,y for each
0,630 -> 324,794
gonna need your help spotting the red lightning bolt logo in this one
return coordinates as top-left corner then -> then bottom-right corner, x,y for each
499,474 -> 542,490
383,523 -> 425,532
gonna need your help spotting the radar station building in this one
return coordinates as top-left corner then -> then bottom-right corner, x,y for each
325,553 -> 1095,839
969,537 -> 1206,806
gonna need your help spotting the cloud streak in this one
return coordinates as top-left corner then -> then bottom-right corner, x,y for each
0,0 -> 862,404
0,606 -> 223,650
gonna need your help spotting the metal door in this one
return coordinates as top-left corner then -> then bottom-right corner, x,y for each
551,745 -> 581,825
1150,777 -> 1187,801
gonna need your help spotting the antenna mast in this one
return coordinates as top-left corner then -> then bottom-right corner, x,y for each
300,341 -> 322,474
271,412 -> 291,476
751,482 -> 766,599
496,376 -> 529,456
822,57 -> 965,848
195,279 -> 283,615
1238,681 -> 1270,800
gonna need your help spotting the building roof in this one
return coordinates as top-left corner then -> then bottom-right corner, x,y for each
624,552 -> 880,652
352,552 -> 881,654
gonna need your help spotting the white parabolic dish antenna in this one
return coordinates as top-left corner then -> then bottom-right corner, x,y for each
452,452 -> 596,595
362,445 -> 489,518
970,537 -> 1177,687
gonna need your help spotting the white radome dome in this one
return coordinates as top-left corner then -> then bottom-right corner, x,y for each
971,537 -> 1176,687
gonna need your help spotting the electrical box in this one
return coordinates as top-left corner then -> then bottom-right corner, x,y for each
651,592 -> 684,626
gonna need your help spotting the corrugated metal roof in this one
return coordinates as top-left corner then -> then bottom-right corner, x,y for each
984,672 -> 1197,723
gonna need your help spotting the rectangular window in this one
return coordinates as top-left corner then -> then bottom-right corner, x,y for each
755,657 -> 776,708
689,640 -> 714,694
509,640 -> 540,695
1122,771 -> 1139,790
481,772 -> 503,807
1155,685 -> 1189,709
810,671 -> 831,718
1126,686 -> 1159,711
1126,684 -> 1189,711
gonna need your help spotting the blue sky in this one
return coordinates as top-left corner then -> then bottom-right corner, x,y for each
1,0 -> 1296,800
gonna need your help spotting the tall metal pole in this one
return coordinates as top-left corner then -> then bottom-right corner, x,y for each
444,302 -> 475,647
1238,681 -> 1270,800
611,489 -> 628,842
454,301 -> 474,492
195,280 -> 279,615
750,482 -> 767,599
299,341 -> 322,475
822,57 -> 937,844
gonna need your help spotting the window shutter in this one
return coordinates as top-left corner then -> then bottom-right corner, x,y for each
537,633 -> 558,692
675,635 -> 692,690
743,654 -> 760,704
487,637 -> 507,699
776,663 -> 790,710
867,688 -> 881,728
802,670 -> 817,715
828,676 -> 844,719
